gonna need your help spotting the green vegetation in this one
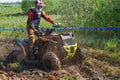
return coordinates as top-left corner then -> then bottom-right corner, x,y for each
44,0 -> 60,14
21,0 -> 60,14
61,74 -> 75,80
59,0 -> 120,27
21,0 -> 34,14
20,0 -> 120,27
0,4 -> 27,39
7,63 -> 24,71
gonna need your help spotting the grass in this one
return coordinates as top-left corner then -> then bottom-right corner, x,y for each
0,4 -> 27,39
75,31 -> 120,49
111,51 -> 120,64
0,5 -> 26,27
7,63 -> 24,72
61,73 -> 75,80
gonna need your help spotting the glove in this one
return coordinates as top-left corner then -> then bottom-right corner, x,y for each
53,22 -> 62,28
53,22 -> 57,27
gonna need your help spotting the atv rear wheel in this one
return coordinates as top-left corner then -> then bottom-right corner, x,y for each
0,43 -> 16,61
5,43 -> 26,64
42,52 -> 61,70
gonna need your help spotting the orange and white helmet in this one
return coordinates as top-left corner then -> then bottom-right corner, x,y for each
34,0 -> 45,8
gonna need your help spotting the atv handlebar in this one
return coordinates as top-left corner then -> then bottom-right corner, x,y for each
46,23 -> 62,34
34,23 -> 62,36
44,23 -> 62,35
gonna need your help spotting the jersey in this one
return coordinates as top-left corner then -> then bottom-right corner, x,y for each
27,7 -> 53,29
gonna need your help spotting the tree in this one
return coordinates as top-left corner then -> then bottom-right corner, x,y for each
59,0 -> 94,26
21,0 -> 34,14
44,0 -> 60,14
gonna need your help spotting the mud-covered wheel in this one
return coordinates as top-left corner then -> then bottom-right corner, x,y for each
5,43 -> 26,64
42,52 -> 61,70
73,47 -> 86,64
0,43 -> 16,61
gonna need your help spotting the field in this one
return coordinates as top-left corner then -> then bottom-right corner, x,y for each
0,3 -> 120,80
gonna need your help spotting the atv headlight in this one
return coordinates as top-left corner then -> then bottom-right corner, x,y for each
63,43 -> 77,59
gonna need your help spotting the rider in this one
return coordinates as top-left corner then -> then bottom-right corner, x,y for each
27,0 -> 56,47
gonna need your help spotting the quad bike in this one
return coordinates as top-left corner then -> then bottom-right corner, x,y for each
4,25 -> 86,70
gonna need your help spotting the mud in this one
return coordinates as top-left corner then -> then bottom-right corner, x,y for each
0,41 -> 120,80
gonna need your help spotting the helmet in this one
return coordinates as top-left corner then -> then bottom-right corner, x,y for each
34,0 -> 45,8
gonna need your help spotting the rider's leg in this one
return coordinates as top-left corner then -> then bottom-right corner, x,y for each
27,27 -> 37,59
27,27 -> 35,47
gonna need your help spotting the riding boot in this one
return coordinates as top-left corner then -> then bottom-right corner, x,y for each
29,46 -> 36,60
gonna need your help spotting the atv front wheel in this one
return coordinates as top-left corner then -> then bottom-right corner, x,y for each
42,52 -> 61,70
73,47 -> 86,64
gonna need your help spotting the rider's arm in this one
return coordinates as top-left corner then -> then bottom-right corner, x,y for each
27,9 -> 34,29
41,11 -> 54,24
